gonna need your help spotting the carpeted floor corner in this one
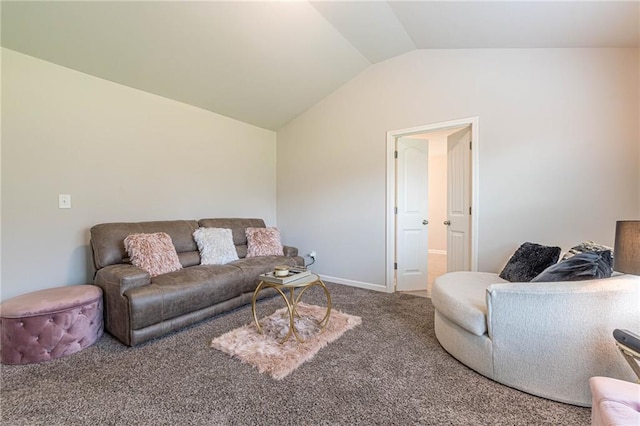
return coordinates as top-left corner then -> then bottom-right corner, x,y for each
0,282 -> 590,425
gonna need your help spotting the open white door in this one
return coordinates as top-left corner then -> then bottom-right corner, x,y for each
446,127 -> 471,272
396,137 -> 429,291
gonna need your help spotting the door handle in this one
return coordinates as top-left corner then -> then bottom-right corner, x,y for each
422,220 -> 429,225
444,220 -> 451,226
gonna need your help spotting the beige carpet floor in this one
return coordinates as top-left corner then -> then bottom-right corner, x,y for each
0,282 -> 590,425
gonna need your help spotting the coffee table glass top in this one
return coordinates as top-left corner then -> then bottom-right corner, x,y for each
252,272 -> 331,343
267,273 -> 319,288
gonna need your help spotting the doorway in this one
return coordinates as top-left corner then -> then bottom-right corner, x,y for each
386,117 -> 479,295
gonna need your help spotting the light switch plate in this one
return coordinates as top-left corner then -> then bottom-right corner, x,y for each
58,194 -> 71,209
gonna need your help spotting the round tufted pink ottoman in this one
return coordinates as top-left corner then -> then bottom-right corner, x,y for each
0,285 -> 103,365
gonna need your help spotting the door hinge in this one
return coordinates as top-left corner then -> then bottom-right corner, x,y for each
394,207 -> 398,214
469,206 -> 472,215
394,150 -> 398,159
469,141 -> 472,150
394,262 -> 397,270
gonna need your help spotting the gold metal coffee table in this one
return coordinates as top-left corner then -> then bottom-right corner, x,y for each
252,273 -> 331,344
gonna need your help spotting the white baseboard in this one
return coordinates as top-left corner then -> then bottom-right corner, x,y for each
428,249 -> 447,255
318,274 -> 390,293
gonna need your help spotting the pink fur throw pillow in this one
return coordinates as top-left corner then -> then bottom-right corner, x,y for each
124,232 -> 183,277
246,227 -> 283,257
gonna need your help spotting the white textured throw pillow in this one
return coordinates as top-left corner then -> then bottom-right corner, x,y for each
193,228 -> 239,265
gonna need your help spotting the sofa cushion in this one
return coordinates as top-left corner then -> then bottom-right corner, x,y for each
531,250 -> 613,282
90,220 -> 199,269
126,265 -> 246,329
230,256 -> 299,293
499,242 -> 561,282
178,251 -> 202,268
193,228 -> 239,265
431,271 -> 507,336
246,227 -> 283,257
124,232 -> 183,277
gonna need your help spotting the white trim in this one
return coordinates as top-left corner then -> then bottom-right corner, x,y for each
318,275 -> 389,293
428,249 -> 447,255
386,116 -> 480,294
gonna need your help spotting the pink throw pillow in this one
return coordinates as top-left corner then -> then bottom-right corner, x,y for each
246,227 -> 283,257
124,232 -> 183,277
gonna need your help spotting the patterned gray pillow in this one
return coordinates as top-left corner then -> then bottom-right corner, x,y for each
532,250 -> 613,282
561,240 -> 613,266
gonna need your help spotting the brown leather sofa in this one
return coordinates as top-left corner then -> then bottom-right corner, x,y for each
90,218 -> 303,346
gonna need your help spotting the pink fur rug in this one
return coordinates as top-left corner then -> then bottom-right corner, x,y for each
210,303 -> 362,380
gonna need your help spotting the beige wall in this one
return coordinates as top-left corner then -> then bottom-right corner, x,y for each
277,48 -> 640,288
2,47 -> 638,300
1,48 -> 277,301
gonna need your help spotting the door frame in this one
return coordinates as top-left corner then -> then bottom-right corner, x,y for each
385,117 -> 479,293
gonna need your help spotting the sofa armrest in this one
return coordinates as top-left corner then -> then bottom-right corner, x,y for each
283,245 -> 298,257
95,264 -> 151,296
485,274 -> 640,405
486,274 -> 640,339
94,264 -> 151,346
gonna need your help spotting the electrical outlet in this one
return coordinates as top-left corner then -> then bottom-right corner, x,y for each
58,194 -> 71,209
309,251 -> 317,259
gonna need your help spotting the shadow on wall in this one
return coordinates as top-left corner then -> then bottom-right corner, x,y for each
66,244 -> 96,286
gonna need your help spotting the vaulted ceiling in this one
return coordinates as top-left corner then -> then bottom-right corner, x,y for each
2,1 -> 639,130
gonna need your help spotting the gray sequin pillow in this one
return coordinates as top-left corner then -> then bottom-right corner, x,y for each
499,242 -> 562,282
